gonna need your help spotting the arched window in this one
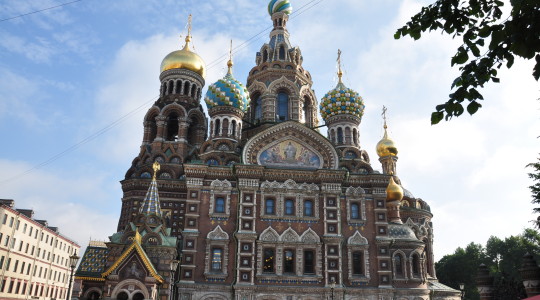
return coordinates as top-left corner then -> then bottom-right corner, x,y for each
337,127 -> 344,144
183,81 -> 190,95
279,45 -> 285,60
162,82 -> 167,96
265,199 -> 275,215
351,203 -> 360,219
214,119 -> 221,137
175,81 -> 182,94
304,250 -> 314,274
345,127 -> 352,144
191,85 -> 197,97
353,128 -> 358,145
254,94 -> 263,120
211,248 -> 223,271
166,114 -> 179,141
215,197 -> 225,213
395,254 -> 404,277
231,120 -> 237,137
304,200 -> 313,217
277,92 -> 289,121
412,254 -> 420,277
168,81 -> 174,94
330,129 -> 335,143
222,119 -> 229,136
352,251 -> 363,275
285,199 -> 295,215
262,49 -> 268,63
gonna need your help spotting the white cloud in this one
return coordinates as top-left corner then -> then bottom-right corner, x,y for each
0,160 -> 118,245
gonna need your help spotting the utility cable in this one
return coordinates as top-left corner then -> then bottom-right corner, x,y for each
0,0 -> 86,23
0,0 -> 327,185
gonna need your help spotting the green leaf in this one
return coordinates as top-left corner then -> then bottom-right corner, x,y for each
467,101 -> 482,115
431,111 -> 444,125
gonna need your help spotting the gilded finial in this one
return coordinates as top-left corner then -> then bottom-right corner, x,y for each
183,14 -> 193,49
152,161 -> 160,180
337,49 -> 343,83
227,40 -> 233,74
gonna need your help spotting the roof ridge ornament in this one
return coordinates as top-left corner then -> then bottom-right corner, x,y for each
227,39 -> 233,75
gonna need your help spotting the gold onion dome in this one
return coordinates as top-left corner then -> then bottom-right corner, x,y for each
376,124 -> 398,157
160,18 -> 206,78
386,176 -> 404,201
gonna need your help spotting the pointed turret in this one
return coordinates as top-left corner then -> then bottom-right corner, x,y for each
376,106 -> 398,175
139,161 -> 162,217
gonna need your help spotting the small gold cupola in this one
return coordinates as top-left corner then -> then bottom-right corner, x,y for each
160,14 -> 206,78
376,106 -> 398,157
386,175 -> 404,201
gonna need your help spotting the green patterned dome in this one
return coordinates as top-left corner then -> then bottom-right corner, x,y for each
204,69 -> 250,112
320,82 -> 365,122
268,0 -> 292,15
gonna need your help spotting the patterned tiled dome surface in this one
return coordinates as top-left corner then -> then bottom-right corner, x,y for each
268,0 -> 292,15
320,82 -> 365,122
388,223 -> 418,241
205,73 -> 250,112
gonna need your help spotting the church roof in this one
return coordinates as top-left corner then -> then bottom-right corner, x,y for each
102,231 -> 164,284
75,242 -> 109,281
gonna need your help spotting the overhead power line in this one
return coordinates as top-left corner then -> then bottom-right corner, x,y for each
0,0 -> 86,23
0,0 -> 327,185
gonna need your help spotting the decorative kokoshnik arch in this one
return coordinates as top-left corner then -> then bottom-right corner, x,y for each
242,121 -> 339,169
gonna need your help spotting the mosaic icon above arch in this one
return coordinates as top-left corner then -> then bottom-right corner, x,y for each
258,139 -> 322,169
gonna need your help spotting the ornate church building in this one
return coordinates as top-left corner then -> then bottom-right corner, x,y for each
74,1 -> 459,300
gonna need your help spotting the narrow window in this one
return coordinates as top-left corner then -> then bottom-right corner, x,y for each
304,250 -> 314,274
263,248 -> 275,273
337,128 -> 344,144
279,45 -> 285,60
395,254 -> 404,277
353,128 -> 358,145
351,203 -> 360,219
277,92 -> 289,121
214,119 -> 221,137
265,199 -> 275,215
183,81 -> 190,96
215,197 -> 225,213
412,254 -> 420,276
284,250 -> 295,273
231,120 -> 236,137
304,200 -> 313,217
254,94 -> 262,120
352,251 -> 363,275
285,199 -> 295,216
211,248 -> 223,271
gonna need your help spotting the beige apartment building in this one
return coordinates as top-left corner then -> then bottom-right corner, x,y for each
0,199 -> 80,300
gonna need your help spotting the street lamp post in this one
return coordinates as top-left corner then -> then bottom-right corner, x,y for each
459,283 -> 465,300
169,259 -> 179,300
66,251 -> 80,300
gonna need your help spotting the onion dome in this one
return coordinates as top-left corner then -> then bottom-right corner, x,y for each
376,123 -> 398,157
386,176 -> 404,201
320,50 -> 365,122
268,0 -> 293,15
160,16 -> 206,78
204,54 -> 250,112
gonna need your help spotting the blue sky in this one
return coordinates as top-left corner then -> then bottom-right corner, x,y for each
0,0 -> 538,260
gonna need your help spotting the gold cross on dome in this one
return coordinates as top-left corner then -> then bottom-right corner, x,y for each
337,49 -> 343,83
382,106 -> 388,129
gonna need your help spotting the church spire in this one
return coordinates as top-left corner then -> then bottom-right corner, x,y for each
139,162 -> 162,217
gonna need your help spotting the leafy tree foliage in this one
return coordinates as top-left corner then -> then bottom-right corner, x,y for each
528,156 -> 540,227
395,0 -> 540,124
436,229 -> 540,299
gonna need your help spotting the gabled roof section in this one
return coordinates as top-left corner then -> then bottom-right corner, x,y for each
102,231 -> 164,284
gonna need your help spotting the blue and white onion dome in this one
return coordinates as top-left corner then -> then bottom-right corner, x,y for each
204,61 -> 250,113
320,81 -> 365,123
268,0 -> 292,15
